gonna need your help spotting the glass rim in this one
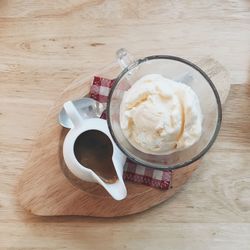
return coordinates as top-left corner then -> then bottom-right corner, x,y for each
107,55 -> 222,170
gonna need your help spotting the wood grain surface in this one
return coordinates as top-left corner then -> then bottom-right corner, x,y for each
17,57 -> 229,217
0,0 -> 250,249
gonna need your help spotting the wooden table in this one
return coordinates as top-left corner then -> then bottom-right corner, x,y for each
0,1 -> 250,249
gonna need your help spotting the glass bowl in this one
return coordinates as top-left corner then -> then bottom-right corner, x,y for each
107,55 -> 222,170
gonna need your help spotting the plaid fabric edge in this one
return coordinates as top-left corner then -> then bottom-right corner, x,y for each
123,171 -> 172,190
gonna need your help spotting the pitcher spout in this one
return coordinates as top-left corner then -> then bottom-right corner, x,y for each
101,178 -> 127,201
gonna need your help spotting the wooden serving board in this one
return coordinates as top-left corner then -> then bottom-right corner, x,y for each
17,58 -> 230,217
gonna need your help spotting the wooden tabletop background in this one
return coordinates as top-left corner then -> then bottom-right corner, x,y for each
0,1 -> 250,249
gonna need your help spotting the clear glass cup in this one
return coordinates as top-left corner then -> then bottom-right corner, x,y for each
107,49 -> 222,170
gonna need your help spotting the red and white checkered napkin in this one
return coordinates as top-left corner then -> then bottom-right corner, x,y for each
90,76 -> 172,189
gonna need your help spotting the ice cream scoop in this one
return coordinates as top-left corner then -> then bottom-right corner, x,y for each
120,74 -> 203,155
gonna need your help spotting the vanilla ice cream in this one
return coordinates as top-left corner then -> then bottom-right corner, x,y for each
120,74 -> 203,154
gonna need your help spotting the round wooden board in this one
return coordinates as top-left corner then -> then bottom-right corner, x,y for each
17,57 -> 230,217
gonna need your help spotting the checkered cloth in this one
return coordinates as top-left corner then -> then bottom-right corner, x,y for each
90,76 -> 172,189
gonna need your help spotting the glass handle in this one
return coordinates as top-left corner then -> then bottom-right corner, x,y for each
116,48 -> 135,70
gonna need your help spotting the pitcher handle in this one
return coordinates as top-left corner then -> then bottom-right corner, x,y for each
63,101 -> 83,128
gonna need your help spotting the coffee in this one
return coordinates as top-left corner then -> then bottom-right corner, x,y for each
74,130 -> 118,183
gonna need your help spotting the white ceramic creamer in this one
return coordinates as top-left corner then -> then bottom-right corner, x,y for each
63,101 -> 127,200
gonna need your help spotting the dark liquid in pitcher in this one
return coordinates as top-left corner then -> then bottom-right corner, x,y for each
74,130 -> 118,183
